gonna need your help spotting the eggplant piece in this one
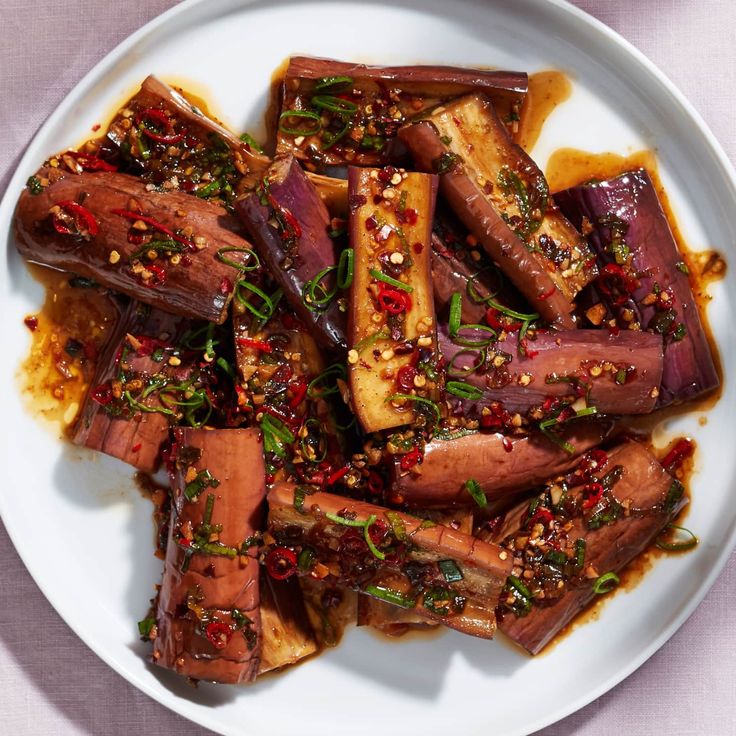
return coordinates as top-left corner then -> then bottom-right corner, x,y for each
440,326 -> 664,416
347,166 -> 439,433
104,74 -> 269,195
258,573 -> 318,674
392,421 -> 612,508
492,440 -> 686,654
71,302 -> 191,472
235,155 -> 347,350
277,56 -> 527,169
357,509 -> 473,635
16,169 -> 254,323
398,95 -> 597,328
153,427 -> 266,684
555,169 -> 719,406
265,483 -> 512,639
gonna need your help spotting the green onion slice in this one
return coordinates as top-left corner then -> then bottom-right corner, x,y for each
216,246 -> 260,271
385,511 -> 409,542
369,268 -> 413,293
311,95 -> 358,115
363,514 -> 386,560
592,571 -> 620,595
314,75 -> 354,93
447,348 -> 487,377
438,559 -> 464,583
279,109 -> 322,136
325,511 -> 366,528
464,479 -> 487,508
364,584 -> 416,609
655,524 -> 699,552
448,292 -> 462,336
337,248 -> 354,289
446,380 -> 483,400
385,393 -> 441,428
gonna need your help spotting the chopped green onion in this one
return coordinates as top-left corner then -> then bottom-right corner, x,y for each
655,524 -> 699,552
304,265 -> 339,309
314,75 -> 354,93
311,95 -> 358,115
447,348 -> 487,377
506,575 -> 533,614
279,109 -> 322,136
307,363 -> 346,399
354,327 -> 390,354
574,538 -> 586,569
261,414 -> 296,444
137,617 -> 156,638
448,292 -> 462,336
363,514 -> 386,560
325,511 -> 366,528
216,246 -> 260,271
216,356 -> 235,378
297,548 -> 316,571
293,486 -> 308,513
485,299 -> 539,323
235,279 -> 277,320
446,381 -> 483,400
299,418 -> 327,463
369,268 -> 413,293
321,121 -> 350,150
464,479 -> 487,508
438,559 -> 463,583
385,511 -> 409,542
385,393 -> 441,428
239,132 -> 264,152
592,571 -> 620,595
337,248 -> 354,289
364,584 -> 416,609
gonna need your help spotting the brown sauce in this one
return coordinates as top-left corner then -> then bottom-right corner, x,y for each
264,57 -> 291,155
514,71 -> 573,153
18,264 -> 119,436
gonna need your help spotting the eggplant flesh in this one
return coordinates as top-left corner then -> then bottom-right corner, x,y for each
236,155 -> 347,350
15,169 -> 253,323
266,483 -> 511,639
277,56 -> 527,169
555,169 -> 719,407
392,421 -> 613,508
492,440 -> 686,654
71,302 -> 192,472
153,427 -> 266,684
399,95 -> 597,328
440,326 -> 664,416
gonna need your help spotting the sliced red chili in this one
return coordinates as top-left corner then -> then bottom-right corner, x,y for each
377,285 -> 411,314
109,209 -> 194,250
661,438 -> 694,472
136,107 -> 185,144
63,150 -> 118,172
326,465 -> 350,486
265,547 -> 298,580
288,377 -> 308,409
205,621 -> 233,649
141,263 -> 167,288
578,448 -> 608,480
51,200 -> 99,238
237,337 -> 273,353
597,263 -> 639,306
91,383 -> 113,405
399,446 -> 423,471
582,482 -> 605,509
529,507 -> 554,526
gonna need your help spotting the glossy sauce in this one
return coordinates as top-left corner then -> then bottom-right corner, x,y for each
19,264 -> 119,434
514,71 -> 572,153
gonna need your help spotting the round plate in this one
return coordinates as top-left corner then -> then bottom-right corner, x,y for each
1,1 -> 735,735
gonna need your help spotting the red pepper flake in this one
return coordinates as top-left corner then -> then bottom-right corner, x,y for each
288,377 -> 308,408
502,437 -> 513,453
62,150 -> 117,172
529,507 -> 553,526
377,284 -> 411,314
365,214 -> 378,231
661,438 -> 694,472
91,383 -> 113,405
142,264 -> 166,288
412,241 -> 424,254
326,466 -> 350,486
91,123 -> 101,132
205,621 -> 233,650
538,285 -> 557,301
397,208 -> 418,226
399,446 -> 423,471
348,194 -> 367,212
219,277 -> 234,295
281,313 -> 304,331
265,547 -> 298,580
396,365 -> 417,392
131,443 -> 142,453
23,315 -> 38,332
519,338 -> 538,358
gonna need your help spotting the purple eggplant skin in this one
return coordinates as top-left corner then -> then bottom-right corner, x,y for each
15,168 -> 253,323
277,57 -> 527,168
392,421 -> 612,508
153,427 -> 266,683
71,302 -> 192,473
555,169 -> 718,406
440,326 -> 664,416
494,440 -> 686,654
235,155 -> 347,350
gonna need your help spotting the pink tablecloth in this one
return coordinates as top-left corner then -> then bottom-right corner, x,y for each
1,1 -> 734,734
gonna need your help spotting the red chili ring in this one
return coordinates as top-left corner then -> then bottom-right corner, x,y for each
135,107 -> 185,144
205,621 -> 233,649
265,547 -> 298,580
51,200 -> 99,238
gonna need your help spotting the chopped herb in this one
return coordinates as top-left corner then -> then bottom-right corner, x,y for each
464,479 -> 487,508
438,559 -> 464,583
365,584 -> 416,609
592,571 -> 620,595
137,617 -> 156,638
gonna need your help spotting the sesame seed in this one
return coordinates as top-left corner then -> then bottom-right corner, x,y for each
347,349 -> 359,365
168,356 -> 182,367
389,252 -> 404,264
108,250 -> 120,264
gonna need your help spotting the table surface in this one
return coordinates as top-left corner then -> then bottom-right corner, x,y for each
1,1 -> 734,734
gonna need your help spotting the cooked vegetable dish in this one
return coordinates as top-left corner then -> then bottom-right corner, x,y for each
14,58 -> 720,684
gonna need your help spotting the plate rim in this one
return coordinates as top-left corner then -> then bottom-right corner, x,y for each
1,1 -> 735,735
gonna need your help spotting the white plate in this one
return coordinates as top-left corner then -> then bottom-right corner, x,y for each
1,1 -> 735,734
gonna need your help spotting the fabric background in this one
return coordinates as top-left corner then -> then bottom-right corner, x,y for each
1,1 -> 734,734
